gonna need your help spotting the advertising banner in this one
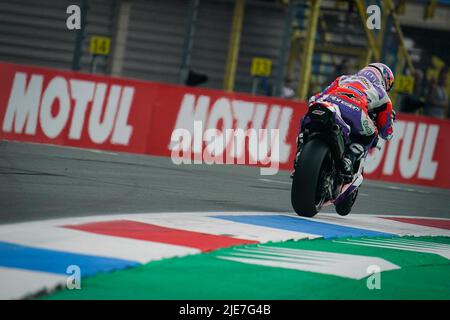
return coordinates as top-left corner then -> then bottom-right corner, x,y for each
0,62 -> 448,188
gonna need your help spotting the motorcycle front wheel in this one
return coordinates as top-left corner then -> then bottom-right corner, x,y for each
291,139 -> 331,217
335,189 -> 358,216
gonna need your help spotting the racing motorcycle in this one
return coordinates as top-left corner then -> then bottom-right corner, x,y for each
291,100 -> 376,218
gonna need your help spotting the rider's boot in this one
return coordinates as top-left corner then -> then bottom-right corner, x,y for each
340,143 -> 365,182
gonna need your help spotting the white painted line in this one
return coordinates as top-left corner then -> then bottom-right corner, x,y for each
385,185 -> 431,194
85,149 -> 118,155
260,178 -> 433,195
334,238 -> 450,259
218,245 -> 400,279
259,178 -> 291,185
260,178 -> 366,197
3,139 -> 119,156
0,267 -> 66,300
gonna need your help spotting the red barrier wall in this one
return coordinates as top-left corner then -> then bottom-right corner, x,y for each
0,62 -> 449,189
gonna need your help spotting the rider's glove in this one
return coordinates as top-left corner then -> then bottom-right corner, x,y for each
392,110 -> 397,123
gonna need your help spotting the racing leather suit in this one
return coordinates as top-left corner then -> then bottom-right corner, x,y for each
307,70 -> 395,147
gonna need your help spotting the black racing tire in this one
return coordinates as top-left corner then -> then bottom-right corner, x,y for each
291,139 -> 330,217
335,189 -> 358,216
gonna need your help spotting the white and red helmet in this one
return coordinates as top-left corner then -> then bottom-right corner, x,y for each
367,63 -> 395,92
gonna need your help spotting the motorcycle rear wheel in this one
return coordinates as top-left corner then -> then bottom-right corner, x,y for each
291,139 -> 331,217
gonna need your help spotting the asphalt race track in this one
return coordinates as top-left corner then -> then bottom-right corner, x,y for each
0,140 -> 449,224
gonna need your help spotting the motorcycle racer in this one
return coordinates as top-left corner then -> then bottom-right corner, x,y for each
293,62 -> 396,180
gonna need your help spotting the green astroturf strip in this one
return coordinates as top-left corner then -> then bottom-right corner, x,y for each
43,236 -> 450,300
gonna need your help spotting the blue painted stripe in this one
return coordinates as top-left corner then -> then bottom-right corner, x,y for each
0,241 -> 139,276
211,215 -> 395,239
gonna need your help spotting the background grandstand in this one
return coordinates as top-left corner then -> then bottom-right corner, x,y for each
1,0 -> 449,117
